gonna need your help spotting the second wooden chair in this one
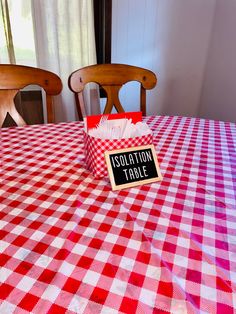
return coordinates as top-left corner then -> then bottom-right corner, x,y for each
68,63 -> 157,120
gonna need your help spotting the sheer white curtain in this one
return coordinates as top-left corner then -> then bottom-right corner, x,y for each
31,0 -> 100,122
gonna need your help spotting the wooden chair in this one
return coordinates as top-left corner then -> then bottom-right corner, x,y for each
0,64 -> 63,127
68,63 -> 157,120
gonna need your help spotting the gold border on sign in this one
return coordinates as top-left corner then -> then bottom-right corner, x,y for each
105,144 -> 162,191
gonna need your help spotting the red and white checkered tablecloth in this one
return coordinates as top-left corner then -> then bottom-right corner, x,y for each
1,116 -> 236,314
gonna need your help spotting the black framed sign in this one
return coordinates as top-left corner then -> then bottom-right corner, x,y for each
105,144 -> 162,190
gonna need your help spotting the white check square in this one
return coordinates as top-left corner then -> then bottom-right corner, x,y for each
142,201 -> 153,209
72,243 -> 87,255
30,230 -> 45,241
57,205 -> 70,212
110,278 -> 128,296
83,227 -> 97,238
93,213 -> 105,223
0,301 -> 17,314
14,247 -> 31,260
173,254 -> 188,268
139,287 -> 156,307
200,285 -> 217,302
10,208 -> 23,216
0,267 -> 12,283
177,237 -> 190,249
171,299 -> 188,314
180,223 -> 192,232
113,219 -> 125,228
119,256 -> 135,272
59,261 -> 75,277
35,254 -> 53,268
51,237 -> 64,249
127,239 -> 141,250
44,216 -> 58,226
84,198 -> 94,205
12,225 -> 26,235
146,265 -> 161,280
158,217 -> 169,227
83,270 -> 100,286
27,213 -> 40,221
105,233 -> 119,244
24,197 -> 36,204
64,221 -> 77,230
137,212 -> 149,221
17,275 -> 36,292
75,208 -> 87,217
0,241 -> 8,253
41,285 -> 61,302
201,262 -> 216,276
95,250 -> 110,263
68,295 -> 88,314
40,201 -> 53,209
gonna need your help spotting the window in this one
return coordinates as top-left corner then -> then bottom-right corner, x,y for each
0,0 -> 36,65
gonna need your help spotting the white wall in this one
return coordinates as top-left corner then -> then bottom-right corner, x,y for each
112,0 -> 216,117
199,0 -> 236,122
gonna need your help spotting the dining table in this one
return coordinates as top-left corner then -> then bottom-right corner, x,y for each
1,115 -> 236,314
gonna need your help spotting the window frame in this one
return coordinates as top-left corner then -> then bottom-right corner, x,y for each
93,0 -> 111,64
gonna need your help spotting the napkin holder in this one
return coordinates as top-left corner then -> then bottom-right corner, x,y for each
84,132 -> 153,178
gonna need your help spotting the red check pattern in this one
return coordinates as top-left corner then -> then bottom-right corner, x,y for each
84,132 -> 153,178
1,116 -> 236,314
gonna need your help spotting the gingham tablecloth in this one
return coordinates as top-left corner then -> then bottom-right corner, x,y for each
1,116 -> 236,314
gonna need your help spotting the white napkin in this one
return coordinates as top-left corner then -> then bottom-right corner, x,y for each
88,118 -> 152,139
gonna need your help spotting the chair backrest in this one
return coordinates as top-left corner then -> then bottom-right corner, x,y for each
0,64 -> 62,127
68,63 -> 157,120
